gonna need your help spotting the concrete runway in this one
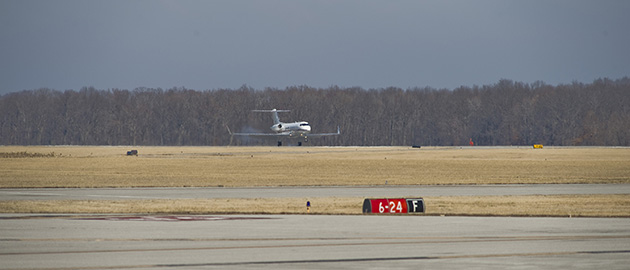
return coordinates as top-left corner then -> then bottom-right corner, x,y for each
2,185 -> 629,269
1,214 -> 629,269
1,184 -> 629,201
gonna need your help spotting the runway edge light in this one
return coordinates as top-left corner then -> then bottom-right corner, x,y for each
363,198 -> 425,214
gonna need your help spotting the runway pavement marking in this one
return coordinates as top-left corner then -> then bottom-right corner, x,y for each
75,215 -> 276,221
145,250 -> 630,267
0,190 -> 163,200
83,194 -> 164,199
7,250 -> 630,270
3,234 -> 630,242
2,235 -> 629,256
0,191 -> 63,197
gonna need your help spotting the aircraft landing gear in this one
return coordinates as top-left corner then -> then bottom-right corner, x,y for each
277,140 -> 306,146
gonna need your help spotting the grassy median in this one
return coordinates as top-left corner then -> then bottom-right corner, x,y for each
1,146 -> 629,217
1,146 -> 629,187
1,195 -> 628,217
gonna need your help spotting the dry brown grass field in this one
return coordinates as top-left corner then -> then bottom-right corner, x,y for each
1,146 -> 629,187
1,146 -> 629,217
1,195 -> 628,217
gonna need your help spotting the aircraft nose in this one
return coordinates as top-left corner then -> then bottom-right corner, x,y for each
303,125 -> 311,132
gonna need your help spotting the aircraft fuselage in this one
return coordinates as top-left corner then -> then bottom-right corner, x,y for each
272,121 -> 312,136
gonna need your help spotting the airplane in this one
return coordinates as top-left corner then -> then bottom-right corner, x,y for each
227,109 -> 340,146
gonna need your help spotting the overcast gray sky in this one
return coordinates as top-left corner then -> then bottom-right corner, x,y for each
1,0 -> 629,94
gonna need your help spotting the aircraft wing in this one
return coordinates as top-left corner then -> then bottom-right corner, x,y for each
227,126 -> 340,137
226,126 -> 292,137
231,132 -> 289,137
306,126 -> 341,137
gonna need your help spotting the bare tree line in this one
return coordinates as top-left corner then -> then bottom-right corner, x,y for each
1,78 -> 629,146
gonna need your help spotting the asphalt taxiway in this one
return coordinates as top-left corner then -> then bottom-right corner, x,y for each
1,184 -> 628,201
1,214 -> 629,269
1,184 -> 629,269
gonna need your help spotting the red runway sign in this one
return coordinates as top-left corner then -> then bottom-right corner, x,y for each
362,198 -> 425,214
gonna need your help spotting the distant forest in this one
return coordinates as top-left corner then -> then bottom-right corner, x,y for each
1,78 -> 629,146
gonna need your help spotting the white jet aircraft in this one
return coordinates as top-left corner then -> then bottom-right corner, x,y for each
227,109 -> 340,146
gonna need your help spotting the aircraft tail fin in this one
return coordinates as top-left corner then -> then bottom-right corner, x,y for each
252,109 -> 290,125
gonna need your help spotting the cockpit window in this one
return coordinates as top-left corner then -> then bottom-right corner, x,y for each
300,123 -> 310,126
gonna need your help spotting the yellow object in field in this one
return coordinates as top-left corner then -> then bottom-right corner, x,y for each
533,144 -> 544,149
